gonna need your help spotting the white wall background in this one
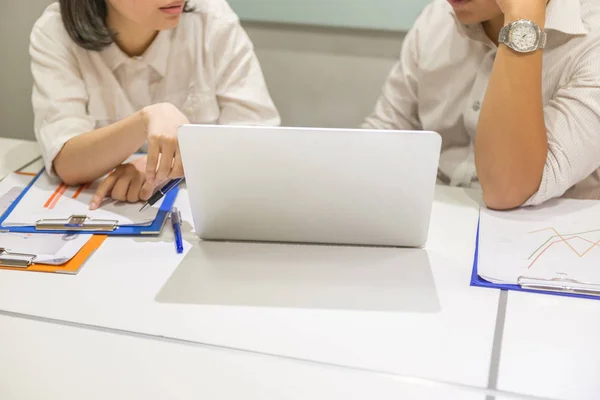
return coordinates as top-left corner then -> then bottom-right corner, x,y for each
0,2 -> 404,141
0,0 -> 54,140
248,23 -> 403,129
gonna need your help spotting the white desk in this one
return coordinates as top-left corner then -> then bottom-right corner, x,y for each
0,137 -> 40,180
0,177 -> 500,389
4,312 -> 545,400
4,147 -> 597,400
498,291 -> 600,400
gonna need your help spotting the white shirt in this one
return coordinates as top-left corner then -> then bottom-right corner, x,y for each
364,0 -> 600,206
30,0 -> 280,173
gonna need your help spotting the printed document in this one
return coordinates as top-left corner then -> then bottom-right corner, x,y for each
478,199 -> 600,285
1,172 -> 163,227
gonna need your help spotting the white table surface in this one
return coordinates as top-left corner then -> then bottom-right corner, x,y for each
8,143 -> 598,399
0,139 -> 600,400
0,157 -> 501,389
0,313 -> 548,400
0,137 -> 40,180
498,291 -> 600,400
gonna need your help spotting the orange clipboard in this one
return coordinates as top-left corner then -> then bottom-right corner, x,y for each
0,235 -> 107,274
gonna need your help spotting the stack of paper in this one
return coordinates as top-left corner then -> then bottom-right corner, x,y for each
478,199 -> 600,285
0,231 -> 92,265
0,173 -> 104,274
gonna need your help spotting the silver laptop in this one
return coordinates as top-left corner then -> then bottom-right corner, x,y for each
178,125 -> 441,247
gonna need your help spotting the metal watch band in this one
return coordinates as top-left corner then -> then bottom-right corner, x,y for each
499,24 -> 510,46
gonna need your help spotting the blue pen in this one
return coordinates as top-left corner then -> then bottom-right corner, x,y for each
171,207 -> 184,254
139,178 -> 183,212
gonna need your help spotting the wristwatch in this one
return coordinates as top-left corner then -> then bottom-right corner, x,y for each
498,19 -> 547,53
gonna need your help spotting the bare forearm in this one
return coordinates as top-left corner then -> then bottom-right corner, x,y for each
476,11 -> 548,209
53,111 -> 147,185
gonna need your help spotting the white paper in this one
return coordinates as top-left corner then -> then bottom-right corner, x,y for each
0,231 -> 92,265
478,199 -> 600,285
1,171 -> 163,227
0,173 -> 92,264
0,173 -> 33,217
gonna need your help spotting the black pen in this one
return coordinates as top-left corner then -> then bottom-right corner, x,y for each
139,178 -> 183,212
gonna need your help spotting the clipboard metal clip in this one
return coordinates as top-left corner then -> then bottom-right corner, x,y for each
0,247 -> 36,268
518,276 -> 600,297
35,215 -> 118,232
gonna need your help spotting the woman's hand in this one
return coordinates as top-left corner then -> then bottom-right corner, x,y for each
89,156 -> 161,210
141,102 -> 189,185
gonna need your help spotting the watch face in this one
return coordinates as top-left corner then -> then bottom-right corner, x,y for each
509,21 -> 539,52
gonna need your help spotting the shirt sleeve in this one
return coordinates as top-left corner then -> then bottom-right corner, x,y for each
30,25 -> 95,175
207,14 -> 280,126
361,23 -> 421,131
524,42 -> 600,206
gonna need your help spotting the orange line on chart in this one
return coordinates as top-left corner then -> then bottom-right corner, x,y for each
49,184 -> 68,209
529,227 -> 600,256
528,227 -> 600,268
529,227 -> 581,259
44,183 -> 66,208
72,183 -> 91,200
45,184 -> 68,210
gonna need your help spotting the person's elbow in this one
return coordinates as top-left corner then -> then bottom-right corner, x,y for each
52,151 -> 86,186
476,146 -> 547,210
479,169 -> 544,211
53,162 -> 82,186
481,186 -> 532,210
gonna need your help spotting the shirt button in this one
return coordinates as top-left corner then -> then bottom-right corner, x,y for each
473,101 -> 481,112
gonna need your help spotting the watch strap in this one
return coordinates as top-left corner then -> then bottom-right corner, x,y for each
539,30 -> 548,49
499,24 -> 510,47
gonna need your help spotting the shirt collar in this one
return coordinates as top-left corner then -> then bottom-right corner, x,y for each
100,29 -> 172,77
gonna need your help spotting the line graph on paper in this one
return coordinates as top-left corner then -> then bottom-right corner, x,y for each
478,201 -> 600,285
527,227 -> 600,269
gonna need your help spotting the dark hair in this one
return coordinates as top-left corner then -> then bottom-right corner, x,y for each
59,0 -> 194,51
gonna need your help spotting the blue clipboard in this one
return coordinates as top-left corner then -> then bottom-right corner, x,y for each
0,169 -> 178,236
470,216 -> 600,301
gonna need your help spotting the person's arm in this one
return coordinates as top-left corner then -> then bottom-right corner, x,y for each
520,40 -> 600,207
362,25 -> 421,131
208,9 -> 280,126
53,113 -> 147,185
475,3 -> 549,209
30,25 -> 147,185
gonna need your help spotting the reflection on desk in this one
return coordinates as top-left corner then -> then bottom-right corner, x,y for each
156,241 -> 440,312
